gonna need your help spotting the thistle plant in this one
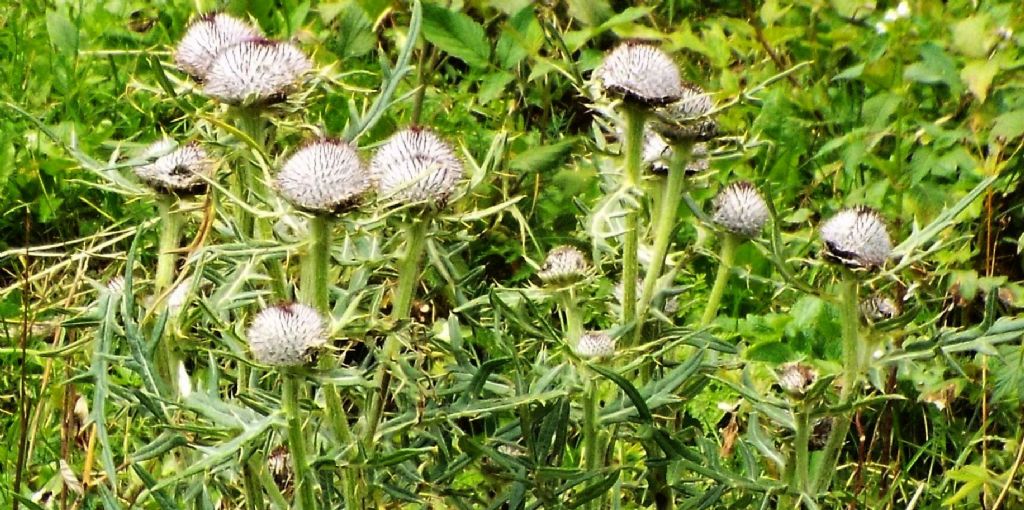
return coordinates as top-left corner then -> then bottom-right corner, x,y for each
363,126 -> 463,451
246,303 -> 328,510
174,13 -> 259,81
811,206 -> 893,492
777,362 -> 818,495
573,330 -> 615,502
539,245 -> 589,346
596,42 -> 682,339
700,181 -> 770,326
133,138 -> 212,389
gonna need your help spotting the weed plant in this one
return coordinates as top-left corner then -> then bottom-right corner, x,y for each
3,1 -> 1024,509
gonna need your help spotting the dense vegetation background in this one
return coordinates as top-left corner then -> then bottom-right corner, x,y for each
2,0 -> 1024,508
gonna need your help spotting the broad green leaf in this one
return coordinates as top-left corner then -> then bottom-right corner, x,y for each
952,15 -> 994,58
46,10 -> 78,61
422,4 -> 490,68
960,59 -> 1000,103
990,110 -> 1024,142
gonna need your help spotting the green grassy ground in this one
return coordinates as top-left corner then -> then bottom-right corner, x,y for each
2,0 -> 1024,508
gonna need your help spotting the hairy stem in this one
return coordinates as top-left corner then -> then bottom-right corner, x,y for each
282,374 -> 317,510
363,218 -> 431,457
699,232 -> 738,327
635,143 -> 691,344
300,215 -> 331,312
558,289 -> 583,348
792,407 -> 810,495
621,106 -> 645,343
810,275 -> 860,493
154,195 -> 183,395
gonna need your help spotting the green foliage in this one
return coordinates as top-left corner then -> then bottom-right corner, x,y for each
3,0 -> 1024,509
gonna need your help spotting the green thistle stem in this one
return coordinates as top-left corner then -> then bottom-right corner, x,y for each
635,143 -> 691,344
282,373 -> 317,510
621,106 -> 645,343
154,195 -> 183,395
300,216 -> 331,312
792,407 -> 810,495
582,370 -> 600,471
699,232 -> 738,327
810,275 -> 860,493
363,218 -> 430,453
558,289 -> 583,348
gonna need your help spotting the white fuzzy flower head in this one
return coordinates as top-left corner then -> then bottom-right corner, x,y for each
597,42 -> 682,107
370,127 -> 463,207
575,331 -> 616,359
537,245 -> 589,286
246,303 -> 328,366
860,295 -> 900,321
712,181 -> 769,237
276,139 -> 370,214
651,84 -> 718,143
174,13 -> 260,80
777,362 -> 818,397
134,139 -> 213,194
820,206 -> 892,269
203,38 -> 311,105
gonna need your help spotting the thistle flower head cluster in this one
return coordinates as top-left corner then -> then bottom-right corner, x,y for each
574,331 -> 616,359
174,13 -> 260,80
370,127 -> 463,207
246,303 -> 328,366
134,139 -> 213,194
777,362 -> 818,397
712,181 -> 770,237
861,295 -> 900,321
276,139 -> 370,214
820,206 -> 892,269
203,38 -> 312,104
537,245 -> 589,286
597,42 -> 682,107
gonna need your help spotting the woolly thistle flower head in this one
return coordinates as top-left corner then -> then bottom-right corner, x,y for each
134,139 -> 213,194
174,13 -> 260,80
370,127 -> 463,207
777,362 -> 818,397
246,303 -> 328,366
712,181 -> 769,237
275,139 -> 370,214
597,42 -> 682,107
820,206 -> 892,269
651,85 -> 718,144
860,295 -> 900,321
203,38 -> 311,105
537,245 -> 589,286
575,331 -> 616,359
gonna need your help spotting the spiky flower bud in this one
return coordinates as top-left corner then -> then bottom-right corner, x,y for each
246,303 -> 328,366
203,38 -> 311,104
537,246 -> 589,285
275,139 -> 370,214
134,140 -> 213,194
575,331 -> 616,359
820,206 -> 892,269
712,181 -> 769,237
597,42 -> 682,107
861,295 -> 900,321
370,127 -> 463,207
174,13 -> 260,80
777,362 -> 818,397
651,84 -> 718,143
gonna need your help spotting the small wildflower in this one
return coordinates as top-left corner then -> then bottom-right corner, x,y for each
134,140 -> 213,194
777,362 -> 818,397
247,303 -> 328,366
203,38 -> 311,104
370,127 -> 463,207
597,42 -> 683,107
575,331 -> 616,359
712,181 -> 770,237
174,13 -> 260,80
820,206 -> 893,269
276,139 -> 370,214
537,246 -> 589,286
